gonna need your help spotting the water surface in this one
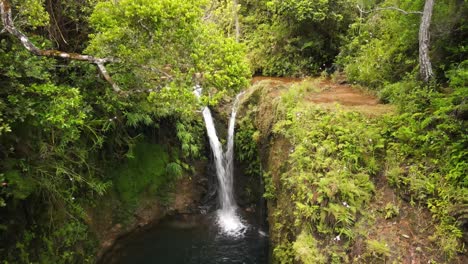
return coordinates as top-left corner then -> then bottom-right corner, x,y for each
102,213 -> 269,264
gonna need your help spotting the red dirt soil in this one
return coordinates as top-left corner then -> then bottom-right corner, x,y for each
252,77 -> 379,106
308,79 -> 379,106
252,77 -> 393,116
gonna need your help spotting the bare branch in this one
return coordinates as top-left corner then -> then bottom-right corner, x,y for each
96,63 -> 121,93
141,65 -> 174,81
357,5 -> 423,16
0,0 -> 121,93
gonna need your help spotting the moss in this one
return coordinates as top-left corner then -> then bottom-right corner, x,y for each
293,230 -> 327,264
112,140 -> 170,206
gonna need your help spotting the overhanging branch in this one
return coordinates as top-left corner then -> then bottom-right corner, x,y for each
357,5 -> 423,15
0,0 -> 121,93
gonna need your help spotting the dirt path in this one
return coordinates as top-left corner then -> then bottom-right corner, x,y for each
252,77 -> 394,116
307,79 -> 379,106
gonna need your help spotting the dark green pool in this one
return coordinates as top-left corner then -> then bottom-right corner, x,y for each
101,212 -> 269,264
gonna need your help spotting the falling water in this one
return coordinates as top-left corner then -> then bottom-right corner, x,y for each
194,86 -> 246,236
217,91 -> 246,236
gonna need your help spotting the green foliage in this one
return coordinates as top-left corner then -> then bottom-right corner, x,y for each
339,0 -> 421,87
338,3 -> 467,253
3,170 -> 35,200
8,220 -> 96,264
207,0 -> 238,37
112,141 -> 170,206
270,0 -> 342,23
1,0 -> 465,262
262,171 -> 276,200
0,10 -> 114,260
384,202 -> 399,219
293,230 -> 327,264
365,239 -> 391,259
13,0 -> 50,28
166,162 -> 183,179
235,116 -> 262,177
274,104 -> 380,238
175,120 -> 204,159
338,0 -> 467,87
245,22 -> 317,76
39,221 -> 96,264
193,24 -> 250,93
242,82 -> 386,262
446,60 -> 468,89
272,242 -> 295,264
86,0 -> 249,95
237,0 -> 356,76
381,81 -> 468,257
362,60 -> 468,259
430,222 -> 465,259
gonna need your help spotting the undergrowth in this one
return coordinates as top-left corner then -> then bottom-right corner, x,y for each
271,100 -> 384,262
111,139 -> 180,209
238,77 -> 467,263
380,72 -> 467,258
238,81 -> 386,263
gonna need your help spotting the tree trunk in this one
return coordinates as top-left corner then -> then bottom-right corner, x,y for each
419,0 -> 435,83
233,0 -> 240,42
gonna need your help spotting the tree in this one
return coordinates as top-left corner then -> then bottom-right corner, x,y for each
357,0 -> 435,83
1,0 -> 249,95
233,0 -> 240,42
419,0 -> 434,83
0,0 -> 121,93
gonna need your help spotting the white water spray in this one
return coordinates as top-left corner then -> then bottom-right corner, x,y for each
194,87 -> 246,236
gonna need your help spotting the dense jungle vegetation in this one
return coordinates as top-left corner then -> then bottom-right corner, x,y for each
0,0 -> 466,263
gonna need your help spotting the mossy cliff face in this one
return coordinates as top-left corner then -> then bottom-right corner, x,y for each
235,79 -> 467,264
88,139 -> 208,260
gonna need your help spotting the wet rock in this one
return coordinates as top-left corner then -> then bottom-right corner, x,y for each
245,207 -> 255,213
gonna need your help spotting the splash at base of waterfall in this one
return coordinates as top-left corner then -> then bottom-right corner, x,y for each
216,208 -> 247,237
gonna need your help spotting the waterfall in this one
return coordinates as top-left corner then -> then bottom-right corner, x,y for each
194,86 -> 246,236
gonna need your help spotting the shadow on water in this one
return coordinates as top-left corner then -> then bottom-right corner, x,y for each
100,211 -> 269,264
